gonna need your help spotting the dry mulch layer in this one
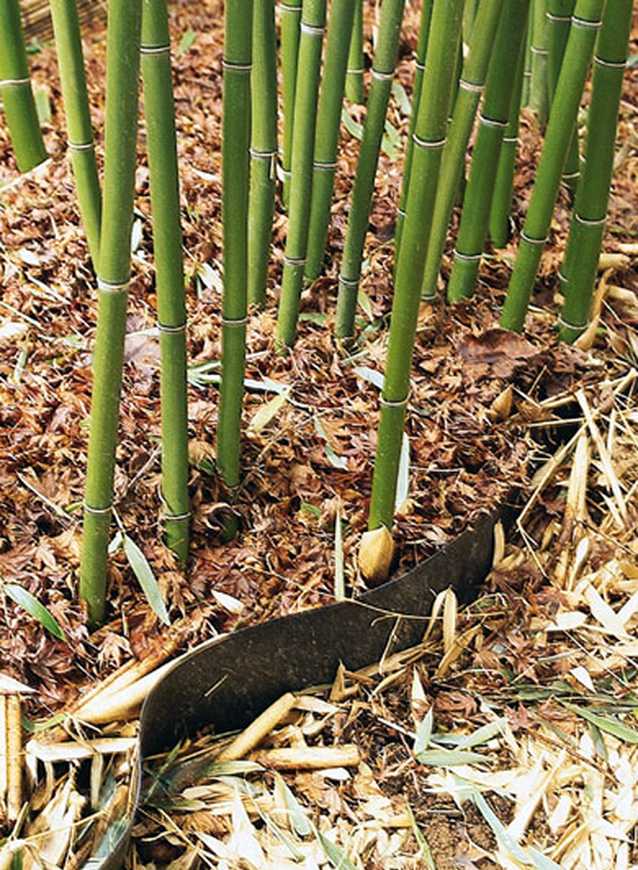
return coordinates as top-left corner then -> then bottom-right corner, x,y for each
0,1 -> 637,867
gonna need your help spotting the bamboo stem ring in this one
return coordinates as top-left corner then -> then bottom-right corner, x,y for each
478,114 -> 508,128
283,255 -> 306,267
412,133 -> 446,150
380,395 -> 409,409
558,314 -> 588,331
97,278 -> 130,294
454,250 -> 482,262
459,79 -> 484,94
371,68 -> 394,81
222,60 -> 252,72
594,56 -> 626,69
158,322 -> 187,334
68,140 -> 95,152
221,315 -> 249,327
575,214 -> 606,227
300,22 -> 324,36
546,12 -> 571,22
84,503 -> 113,516
0,77 -> 30,86
520,230 -> 549,246
571,16 -> 602,29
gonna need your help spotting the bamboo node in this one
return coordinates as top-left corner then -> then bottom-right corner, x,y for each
347,67 -> 364,75
530,47 -> 549,57
140,44 -> 170,55
503,136 -> 520,144
521,231 -> 549,247
84,503 -> 113,516
97,277 -> 130,294
558,315 -> 588,332
478,114 -> 508,129
546,12 -> 571,22
371,69 -> 394,81
0,77 -> 30,87
279,2 -> 301,12
222,60 -> 252,72
454,250 -> 482,263
68,140 -> 95,152
339,275 -> 359,288
221,316 -> 248,327
380,395 -> 409,409
158,322 -> 187,334
283,255 -> 306,267
250,148 -> 277,160
459,79 -> 484,94
412,133 -> 446,151
575,214 -> 606,227
313,160 -> 337,171
594,56 -> 627,70
164,510 -> 192,522
396,207 -> 406,217
571,16 -> 602,30
414,60 -> 426,72
562,171 -> 580,180
300,22 -> 325,37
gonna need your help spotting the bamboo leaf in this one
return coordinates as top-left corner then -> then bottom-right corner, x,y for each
122,536 -> 170,626
357,287 -> 374,320
334,505 -> 345,601
314,417 -> 348,470
275,774 -> 313,837
177,30 -> 197,56
391,80 -> 412,115
247,389 -> 290,435
414,708 -> 433,755
4,584 -> 65,641
341,107 -> 363,140
407,806 -> 435,869
317,831 -> 357,869
417,748 -> 486,767
561,702 -> 638,744
33,85 -> 51,126
354,365 -> 384,390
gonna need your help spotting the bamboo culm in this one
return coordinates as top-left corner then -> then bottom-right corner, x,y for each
447,1 -> 530,302
500,0 -> 605,333
335,0 -> 406,339
488,33 -> 527,249
419,0 -> 505,301
369,0 -> 464,532
345,0 -> 365,103
530,0 -> 549,126
217,0 -> 253,538
304,0 -> 357,282
50,0 -> 102,267
559,0 -> 632,343
0,0 -> 47,172
248,0 -> 278,306
280,0 -> 301,209
394,0 -> 434,261
276,0 -> 326,349
141,0 -> 190,561
80,0 -> 143,626
522,8 -> 533,105
547,0 -> 580,192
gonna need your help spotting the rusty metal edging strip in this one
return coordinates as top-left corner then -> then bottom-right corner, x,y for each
97,508 -> 509,868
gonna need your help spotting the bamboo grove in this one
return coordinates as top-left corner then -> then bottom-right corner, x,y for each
0,0 -> 632,623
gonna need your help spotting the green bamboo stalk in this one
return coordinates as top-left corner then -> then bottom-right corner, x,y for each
369,0 -> 464,532
80,0 -> 143,626
559,0 -> 632,343
462,0 -> 480,41
0,0 -> 47,172
141,0 -> 190,562
304,0 -> 357,282
530,0 -> 549,126
447,1 -> 530,302
419,0 -> 504,301
345,0 -> 365,103
547,0 -> 581,192
394,0 -> 434,260
335,0 -> 406,339
500,0 -> 605,333
522,7 -> 533,105
276,0 -> 326,349
248,0 -> 277,306
217,0 -> 253,537
488,33 -> 527,249
50,0 -> 102,266
280,0 -> 301,209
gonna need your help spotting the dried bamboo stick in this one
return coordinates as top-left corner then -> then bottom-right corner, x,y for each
249,744 -> 361,770
217,693 -> 297,762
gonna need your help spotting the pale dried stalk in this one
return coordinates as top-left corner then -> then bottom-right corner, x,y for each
248,744 -> 361,770
0,696 -> 7,803
217,693 -> 297,762
6,696 -> 22,822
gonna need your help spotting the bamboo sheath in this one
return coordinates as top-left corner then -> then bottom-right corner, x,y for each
419,0 -> 505,301
488,35 -> 527,249
500,0 -> 605,333
50,0 -> 102,266
0,0 -> 47,172
335,0 -> 406,339
141,0 -> 190,561
394,0 -> 434,260
447,1 -> 530,302
304,0 -> 357,282
276,0 -> 327,348
369,0 -> 464,531
345,0 -> 365,103
248,0 -> 278,307
217,0 -> 253,532
559,0 -> 632,343
80,0 -> 143,625
547,0 -> 580,192
280,0 -> 301,210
